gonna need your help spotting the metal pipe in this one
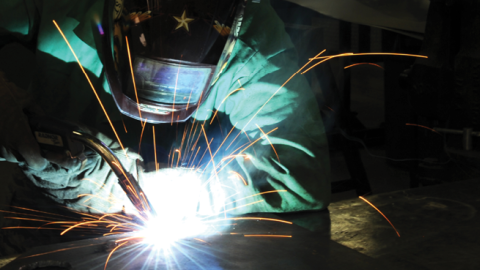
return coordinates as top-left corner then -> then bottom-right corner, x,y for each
434,127 -> 480,137
71,131 -> 156,220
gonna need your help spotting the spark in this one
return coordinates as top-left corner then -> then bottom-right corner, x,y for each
359,196 -> 400,237
201,123 -> 238,173
405,123 -> 441,134
168,147 -> 173,168
115,235 -> 143,243
344,62 -> 384,69
310,52 -> 428,61
121,117 -> 128,133
138,119 -> 147,155
237,50 -> 327,133
99,213 -> 132,221
219,143 -> 256,169
201,124 -> 226,217
103,232 -> 124,236
176,115 -> 180,137
256,124 -> 280,162
22,244 -> 102,259
186,121 -> 203,159
52,20 -> 128,158
187,146 -> 201,168
2,227 -> 65,230
105,241 -> 129,270
175,149 -> 182,168
0,210 -> 63,221
60,220 -> 112,235
126,36 -> 143,122
207,217 -> 292,225
218,127 -> 278,173
186,89 -> 193,110
194,238 -> 208,244
228,171 -> 248,186
197,128 -> 214,167
242,131 -> 257,157
301,56 -> 335,75
210,88 -> 245,124
4,217 -> 58,223
239,127 -> 278,154
225,129 -> 243,150
244,235 -> 292,238
10,206 -> 72,219
153,126 -> 158,172
227,130 -> 276,160
303,52 -> 427,74
185,121 -> 200,158
221,154 -> 250,162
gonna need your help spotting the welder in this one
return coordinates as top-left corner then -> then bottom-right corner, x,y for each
0,0 -> 330,254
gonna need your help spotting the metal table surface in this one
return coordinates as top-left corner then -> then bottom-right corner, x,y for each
5,179 -> 478,270
329,179 -> 480,270
1,213 -> 406,270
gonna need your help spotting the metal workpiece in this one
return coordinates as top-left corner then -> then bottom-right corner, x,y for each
1,215 -> 407,270
70,131 -> 156,219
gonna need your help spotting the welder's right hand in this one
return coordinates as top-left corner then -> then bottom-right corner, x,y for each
21,124 -> 144,214
0,71 -> 47,170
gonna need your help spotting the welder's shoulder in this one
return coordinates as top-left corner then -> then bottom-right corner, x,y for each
240,0 -> 295,58
0,0 -> 38,41
226,0 -> 300,85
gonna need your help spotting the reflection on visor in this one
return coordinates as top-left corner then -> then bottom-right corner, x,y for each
133,57 -> 213,105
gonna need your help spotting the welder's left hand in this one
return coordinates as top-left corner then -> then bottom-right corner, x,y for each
22,127 -> 143,214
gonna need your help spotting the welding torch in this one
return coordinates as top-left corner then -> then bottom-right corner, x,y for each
29,116 -> 156,221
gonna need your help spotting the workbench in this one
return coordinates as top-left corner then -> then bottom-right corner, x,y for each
2,179 -> 479,269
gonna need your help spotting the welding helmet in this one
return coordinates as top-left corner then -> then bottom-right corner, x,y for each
100,0 -> 245,123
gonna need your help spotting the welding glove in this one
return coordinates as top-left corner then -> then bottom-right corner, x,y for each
0,71 -> 48,170
21,124 -> 143,214
139,168 -> 226,218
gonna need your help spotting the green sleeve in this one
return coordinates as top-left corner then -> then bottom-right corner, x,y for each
197,0 -> 331,214
221,50 -> 331,214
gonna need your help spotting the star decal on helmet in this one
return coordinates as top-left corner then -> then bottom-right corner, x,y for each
173,10 -> 194,32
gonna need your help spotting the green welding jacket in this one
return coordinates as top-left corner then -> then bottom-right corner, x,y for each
0,0 -> 331,215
